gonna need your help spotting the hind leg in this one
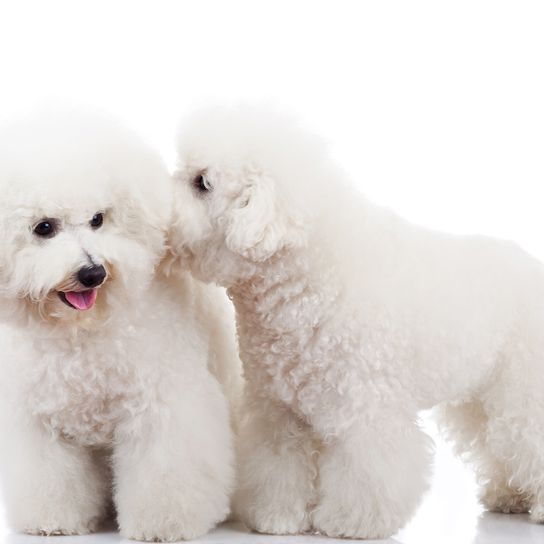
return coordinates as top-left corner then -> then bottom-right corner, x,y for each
484,405 -> 544,521
484,323 -> 544,523
437,399 -> 531,515
484,409 -> 544,521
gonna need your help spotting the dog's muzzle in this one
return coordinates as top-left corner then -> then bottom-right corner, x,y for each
57,265 -> 107,311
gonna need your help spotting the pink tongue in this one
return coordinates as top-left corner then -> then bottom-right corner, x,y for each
64,289 -> 98,310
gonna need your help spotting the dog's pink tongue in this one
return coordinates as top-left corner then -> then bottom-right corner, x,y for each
64,289 -> 98,311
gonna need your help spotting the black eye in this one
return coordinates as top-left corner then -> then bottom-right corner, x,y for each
33,219 -> 57,238
193,172 -> 212,193
90,213 -> 104,229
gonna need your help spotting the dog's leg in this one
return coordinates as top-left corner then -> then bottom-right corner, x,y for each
481,407 -> 544,520
476,345 -> 544,523
0,416 -> 108,535
441,312 -> 544,524
232,392 -> 317,535
437,400 -> 531,514
113,367 -> 234,542
312,412 -> 432,539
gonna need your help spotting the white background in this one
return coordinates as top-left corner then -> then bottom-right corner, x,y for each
0,1 -> 543,542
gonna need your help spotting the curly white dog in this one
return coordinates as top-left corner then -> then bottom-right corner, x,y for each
170,105 -> 544,539
0,108 -> 240,541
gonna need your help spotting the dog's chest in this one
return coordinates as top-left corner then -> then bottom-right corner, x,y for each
237,288 -> 338,406
28,335 -> 147,446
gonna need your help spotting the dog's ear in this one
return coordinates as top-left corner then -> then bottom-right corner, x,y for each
225,172 -> 306,262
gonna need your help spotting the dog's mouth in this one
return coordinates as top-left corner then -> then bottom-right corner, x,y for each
58,289 -> 98,311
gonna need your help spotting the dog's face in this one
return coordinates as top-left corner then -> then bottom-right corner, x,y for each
171,159 -> 306,287
0,111 -> 171,327
169,106 -> 328,288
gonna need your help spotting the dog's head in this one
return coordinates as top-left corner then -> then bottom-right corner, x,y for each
0,109 -> 171,328
170,106 -> 335,287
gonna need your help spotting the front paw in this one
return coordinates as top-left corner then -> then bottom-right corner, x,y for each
312,495 -> 400,539
234,489 -> 311,535
117,483 -> 230,541
119,506 -> 226,542
237,503 -> 310,536
18,505 -> 101,536
121,516 -> 207,542
12,485 -> 105,537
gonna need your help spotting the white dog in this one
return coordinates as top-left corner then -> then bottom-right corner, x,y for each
169,105 -> 544,539
0,109 -> 241,541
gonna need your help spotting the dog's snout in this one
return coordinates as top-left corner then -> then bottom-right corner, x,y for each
77,265 -> 107,288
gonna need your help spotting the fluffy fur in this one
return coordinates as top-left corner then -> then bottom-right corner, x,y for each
169,105 -> 544,538
0,109 -> 241,541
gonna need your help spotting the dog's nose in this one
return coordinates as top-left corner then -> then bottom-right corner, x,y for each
77,265 -> 107,288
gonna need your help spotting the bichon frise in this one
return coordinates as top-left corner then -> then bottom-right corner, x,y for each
0,108 -> 240,541
169,105 -> 544,538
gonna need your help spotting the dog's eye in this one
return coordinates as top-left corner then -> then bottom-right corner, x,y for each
33,219 -> 57,238
193,172 -> 212,193
90,213 -> 104,229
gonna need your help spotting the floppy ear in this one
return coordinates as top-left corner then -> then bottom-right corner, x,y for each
225,172 -> 306,262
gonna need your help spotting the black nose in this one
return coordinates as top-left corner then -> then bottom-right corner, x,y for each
77,265 -> 107,288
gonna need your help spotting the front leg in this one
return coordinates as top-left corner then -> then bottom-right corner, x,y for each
233,393 -> 317,535
312,412 -> 432,539
0,415 -> 108,535
114,369 -> 234,542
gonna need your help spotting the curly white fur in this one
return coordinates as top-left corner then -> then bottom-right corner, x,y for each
170,105 -> 544,538
0,108 -> 241,541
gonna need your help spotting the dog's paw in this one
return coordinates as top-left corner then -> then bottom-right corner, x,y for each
312,497 -> 399,540
13,490 -> 104,537
118,482 -> 230,542
481,487 -> 531,514
119,506 -> 222,542
121,522 -> 203,542
233,476 -> 312,536
236,502 -> 311,536
24,524 -> 96,537
19,509 -> 101,536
